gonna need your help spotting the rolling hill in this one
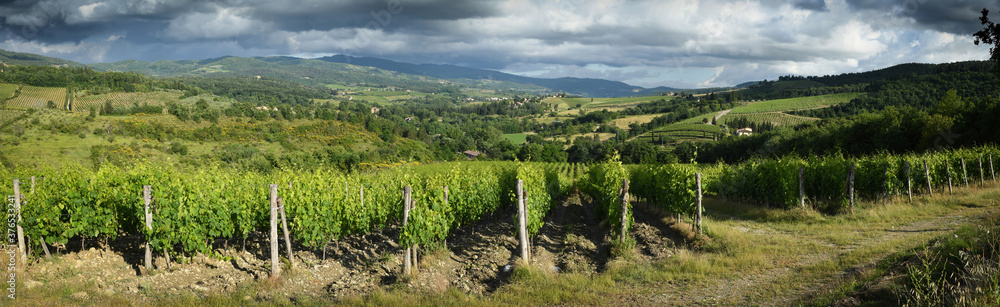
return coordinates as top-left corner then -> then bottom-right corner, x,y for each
0,49 -> 83,67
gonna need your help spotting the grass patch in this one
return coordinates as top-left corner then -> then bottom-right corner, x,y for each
501,133 -> 529,145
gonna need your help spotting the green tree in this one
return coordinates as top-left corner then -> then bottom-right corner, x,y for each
102,100 -> 114,115
934,90 -> 965,117
974,8 -> 1000,77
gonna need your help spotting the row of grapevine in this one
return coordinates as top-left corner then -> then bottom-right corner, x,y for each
628,163 -> 698,216
5,86 -> 66,109
3,161 -> 575,262
578,154 -> 630,237
709,146 -> 1000,209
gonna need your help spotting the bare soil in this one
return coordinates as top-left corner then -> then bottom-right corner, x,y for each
21,190 -> 691,302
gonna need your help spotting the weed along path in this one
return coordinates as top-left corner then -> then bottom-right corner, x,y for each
642,185 -> 1000,306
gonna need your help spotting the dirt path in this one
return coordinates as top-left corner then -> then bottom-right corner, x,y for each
712,109 -> 733,124
644,203 -> 985,306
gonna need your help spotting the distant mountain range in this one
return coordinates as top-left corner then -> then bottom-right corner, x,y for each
7,48 -> 982,98
317,55 -> 686,97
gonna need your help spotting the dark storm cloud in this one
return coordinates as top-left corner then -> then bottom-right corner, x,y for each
0,0 -> 991,88
845,0 -> 1000,34
794,0 -> 827,11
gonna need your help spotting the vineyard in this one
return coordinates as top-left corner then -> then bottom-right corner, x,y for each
710,147 -> 1000,211
72,91 -> 182,113
729,93 -> 860,114
3,147 -> 998,303
721,112 -> 819,127
4,85 -> 67,109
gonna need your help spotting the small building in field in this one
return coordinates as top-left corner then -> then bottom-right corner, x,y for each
736,127 -> 753,136
462,150 -> 482,160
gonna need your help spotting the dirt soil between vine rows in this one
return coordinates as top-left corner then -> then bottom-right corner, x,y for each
19,190 -> 689,303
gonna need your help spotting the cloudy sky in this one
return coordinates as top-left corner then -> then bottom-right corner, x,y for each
0,0 -> 995,88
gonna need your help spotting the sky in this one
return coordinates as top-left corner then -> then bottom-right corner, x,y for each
0,0 -> 996,88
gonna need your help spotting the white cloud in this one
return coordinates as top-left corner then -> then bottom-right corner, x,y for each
165,7 -> 268,40
78,2 -> 105,20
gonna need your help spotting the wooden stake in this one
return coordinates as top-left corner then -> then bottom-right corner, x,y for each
402,186 -> 411,276
881,163 -> 889,205
620,179 -> 629,241
696,173 -> 703,235
961,158 -> 968,186
517,180 -> 529,261
30,176 -> 35,194
270,184 -> 279,278
144,185 -> 152,270
905,161 -> 912,202
14,180 -> 26,264
991,154 -> 996,181
848,163 -> 855,210
278,197 -> 294,268
979,156 -> 984,187
39,237 -> 51,259
924,160 -> 933,196
411,199 -> 418,274
946,161 -> 953,194
798,167 -> 805,208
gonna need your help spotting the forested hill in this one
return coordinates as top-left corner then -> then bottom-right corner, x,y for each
90,56 -> 453,91
0,49 -> 83,67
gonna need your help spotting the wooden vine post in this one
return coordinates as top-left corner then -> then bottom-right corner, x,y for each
278,197 -> 294,269
516,180 -> 530,262
924,160 -> 933,196
961,158 -> 968,186
696,173 -> 703,235
798,167 -> 805,208
402,186 -> 412,276
144,185 -> 152,270
848,163 -> 855,211
32,176 -> 50,260
411,198 -> 418,274
991,154 -> 996,181
269,184 -> 280,278
905,161 -> 912,202
13,180 -> 26,264
946,161 -> 953,194
619,179 -> 629,241
978,156 -> 984,187
881,163 -> 889,205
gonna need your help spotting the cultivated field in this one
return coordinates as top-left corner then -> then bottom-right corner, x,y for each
610,113 -> 668,129
502,133 -> 530,144
73,91 -> 183,112
729,93 -> 859,114
5,85 -> 66,109
722,112 -> 819,127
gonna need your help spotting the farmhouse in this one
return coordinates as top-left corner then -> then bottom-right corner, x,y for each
736,127 -> 753,136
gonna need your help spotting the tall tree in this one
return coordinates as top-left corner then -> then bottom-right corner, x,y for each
974,8 -> 1000,77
